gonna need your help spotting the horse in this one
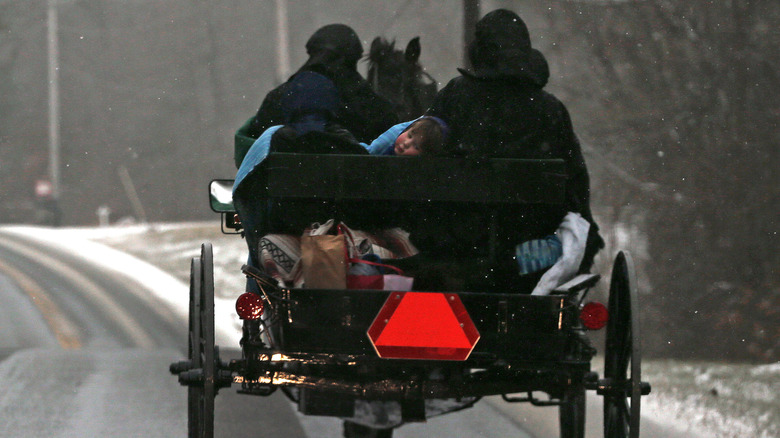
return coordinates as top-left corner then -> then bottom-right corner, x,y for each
366,37 -> 438,121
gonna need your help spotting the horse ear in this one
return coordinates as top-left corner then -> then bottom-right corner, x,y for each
405,37 -> 421,63
370,37 -> 385,60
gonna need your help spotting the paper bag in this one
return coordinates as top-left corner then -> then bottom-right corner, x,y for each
301,234 -> 347,289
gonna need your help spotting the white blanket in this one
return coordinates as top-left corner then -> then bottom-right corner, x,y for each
531,212 -> 590,296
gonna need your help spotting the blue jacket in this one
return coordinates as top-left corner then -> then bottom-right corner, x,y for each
363,120 -> 414,155
233,126 -> 283,193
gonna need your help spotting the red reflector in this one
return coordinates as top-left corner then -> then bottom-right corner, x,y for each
235,292 -> 264,320
367,292 -> 480,361
580,301 -> 608,330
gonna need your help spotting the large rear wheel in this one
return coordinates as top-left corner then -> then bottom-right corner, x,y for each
187,256 -> 202,437
603,251 -> 642,438
187,243 -> 216,438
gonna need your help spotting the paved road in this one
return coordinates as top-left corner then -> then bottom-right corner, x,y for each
0,229 -> 306,438
0,227 -> 699,437
0,229 -> 535,437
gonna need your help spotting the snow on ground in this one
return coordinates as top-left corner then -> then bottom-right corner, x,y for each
0,223 -> 243,347
642,361 -> 779,438
3,222 -> 778,438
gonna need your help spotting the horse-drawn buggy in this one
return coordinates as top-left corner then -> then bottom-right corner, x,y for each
170,152 -> 651,438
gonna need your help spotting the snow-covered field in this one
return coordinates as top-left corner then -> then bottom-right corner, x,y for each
9,222 -> 778,438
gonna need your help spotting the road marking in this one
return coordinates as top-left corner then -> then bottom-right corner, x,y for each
0,236 -> 157,349
0,258 -> 82,349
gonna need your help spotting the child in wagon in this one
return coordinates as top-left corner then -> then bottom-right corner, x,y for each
363,116 -> 448,156
365,113 -> 587,295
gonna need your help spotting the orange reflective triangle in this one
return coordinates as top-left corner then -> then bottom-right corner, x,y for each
368,292 -> 480,361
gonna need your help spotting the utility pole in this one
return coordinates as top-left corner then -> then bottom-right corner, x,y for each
46,0 -> 62,226
47,0 -> 60,200
463,0 -> 480,69
274,0 -> 291,84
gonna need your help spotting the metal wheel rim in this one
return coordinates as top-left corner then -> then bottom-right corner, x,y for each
187,257 -> 202,437
604,251 -> 642,438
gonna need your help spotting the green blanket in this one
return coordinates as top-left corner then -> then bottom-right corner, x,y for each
234,116 -> 258,168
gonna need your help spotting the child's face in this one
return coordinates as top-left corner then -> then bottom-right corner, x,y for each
394,128 -> 422,156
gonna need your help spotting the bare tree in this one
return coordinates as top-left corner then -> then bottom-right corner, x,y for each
545,0 -> 779,361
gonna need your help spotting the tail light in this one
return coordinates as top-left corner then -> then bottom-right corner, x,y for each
236,292 -> 265,320
579,301 -> 608,330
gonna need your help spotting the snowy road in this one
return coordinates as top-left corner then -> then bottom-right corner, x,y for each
0,229 -> 306,438
0,226 -> 707,437
0,230 -> 187,436
0,228 -> 536,438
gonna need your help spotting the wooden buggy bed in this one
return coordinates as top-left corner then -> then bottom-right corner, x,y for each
173,152 -> 650,438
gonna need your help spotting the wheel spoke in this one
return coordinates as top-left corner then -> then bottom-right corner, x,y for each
604,398 -> 628,437
619,397 -> 630,421
559,385 -> 585,438
618,329 -> 632,375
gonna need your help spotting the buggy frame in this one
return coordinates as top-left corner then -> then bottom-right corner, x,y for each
171,153 -> 650,438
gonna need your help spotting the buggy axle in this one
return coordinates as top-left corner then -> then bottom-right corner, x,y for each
589,378 -> 651,397
176,367 -> 233,390
227,368 -> 579,401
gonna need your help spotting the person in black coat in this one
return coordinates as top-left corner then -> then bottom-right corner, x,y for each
421,9 -> 604,279
235,24 -> 399,167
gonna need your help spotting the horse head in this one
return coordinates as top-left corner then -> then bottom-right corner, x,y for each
366,36 -> 438,121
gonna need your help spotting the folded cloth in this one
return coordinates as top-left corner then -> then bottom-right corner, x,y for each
515,235 -> 563,275
531,212 -> 590,296
348,254 -> 383,276
259,234 -> 303,288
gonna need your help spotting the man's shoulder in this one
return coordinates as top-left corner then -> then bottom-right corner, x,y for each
534,89 -> 569,116
440,75 -> 470,90
256,82 -> 290,113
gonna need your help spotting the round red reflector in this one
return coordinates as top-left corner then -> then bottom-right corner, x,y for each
580,301 -> 608,330
235,292 -> 264,320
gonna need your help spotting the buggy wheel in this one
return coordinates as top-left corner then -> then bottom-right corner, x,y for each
559,383 -> 586,438
187,244 -> 217,438
603,251 -> 642,438
187,256 -> 202,437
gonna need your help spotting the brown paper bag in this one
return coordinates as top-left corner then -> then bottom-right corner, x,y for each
300,234 -> 347,289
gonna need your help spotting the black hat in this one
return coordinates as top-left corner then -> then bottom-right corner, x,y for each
281,71 -> 340,133
460,9 -> 538,82
305,24 -> 363,63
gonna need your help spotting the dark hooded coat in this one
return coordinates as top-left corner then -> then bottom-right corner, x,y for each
235,24 -> 398,167
234,71 -> 368,258
423,9 -> 603,272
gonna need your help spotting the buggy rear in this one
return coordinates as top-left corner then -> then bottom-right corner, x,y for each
171,153 -> 650,438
